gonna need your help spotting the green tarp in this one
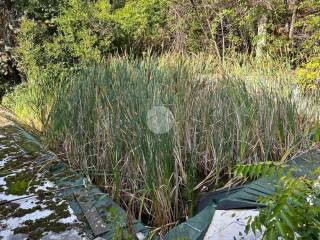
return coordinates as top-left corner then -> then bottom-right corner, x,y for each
197,178 -> 275,212
198,149 -> 320,212
48,162 -> 149,239
164,204 -> 216,240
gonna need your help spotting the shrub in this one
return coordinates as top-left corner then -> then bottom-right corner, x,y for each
296,57 -> 320,89
236,163 -> 320,239
4,0 -> 170,124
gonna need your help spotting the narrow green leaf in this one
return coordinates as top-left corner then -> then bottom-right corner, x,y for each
275,221 -> 286,238
280,211 -> 295,230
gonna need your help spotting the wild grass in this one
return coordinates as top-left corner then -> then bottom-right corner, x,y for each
3,54 -> 320,232
42,55 -> 318,230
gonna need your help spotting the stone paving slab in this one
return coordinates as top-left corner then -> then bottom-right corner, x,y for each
204,209 -> 262,240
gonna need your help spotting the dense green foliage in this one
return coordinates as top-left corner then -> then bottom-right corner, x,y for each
1,0 -> 320,98
235,163 -> 320,239
0,0 -> 21,98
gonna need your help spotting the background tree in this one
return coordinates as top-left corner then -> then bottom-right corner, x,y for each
1,0 -> 319,97
0,0 -> 21,99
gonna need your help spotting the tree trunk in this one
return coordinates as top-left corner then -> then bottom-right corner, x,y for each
289,6 -> 297,39
256,14 -> 268,59
1,0 -> 12,46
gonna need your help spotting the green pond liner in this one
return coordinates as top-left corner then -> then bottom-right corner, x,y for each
197,178 -> 275,212
197,149 -> 320,213
47,162 -> 149,239
163,204 -> 216,240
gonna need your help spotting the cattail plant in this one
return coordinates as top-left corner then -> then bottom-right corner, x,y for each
11,54 -> 319,231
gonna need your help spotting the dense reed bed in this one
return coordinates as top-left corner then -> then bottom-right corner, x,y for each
4,55 -> 320,232
41,55 -> 318,230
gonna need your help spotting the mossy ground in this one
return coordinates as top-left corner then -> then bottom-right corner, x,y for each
0,125 -> 85,239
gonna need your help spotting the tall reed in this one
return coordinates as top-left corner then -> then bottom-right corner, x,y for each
45,55 -> 317,230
